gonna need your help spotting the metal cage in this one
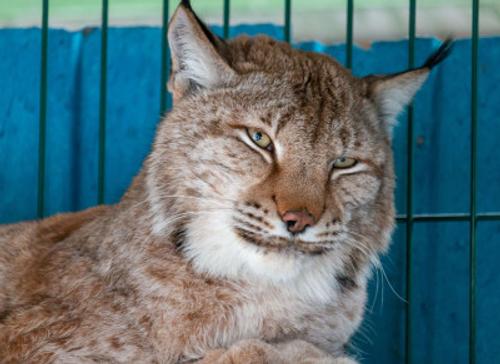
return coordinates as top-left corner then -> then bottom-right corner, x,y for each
14,0 -> 500,363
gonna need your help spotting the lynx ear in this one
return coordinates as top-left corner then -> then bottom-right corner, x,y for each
364,39 -> 453,132
168,0 -> 235,102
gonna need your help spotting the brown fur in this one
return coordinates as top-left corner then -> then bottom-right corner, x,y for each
0,1 -> 442,362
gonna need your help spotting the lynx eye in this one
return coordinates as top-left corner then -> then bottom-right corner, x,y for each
247,128 -> 273,151
332,157 -> 357,169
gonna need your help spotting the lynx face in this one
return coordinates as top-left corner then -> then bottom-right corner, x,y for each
146,2 -> 434,284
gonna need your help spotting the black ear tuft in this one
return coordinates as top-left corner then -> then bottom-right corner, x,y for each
179,0 -> 226,49
363,38 -> 453,135
180,0 -> 192,10
423,38 -> 454,69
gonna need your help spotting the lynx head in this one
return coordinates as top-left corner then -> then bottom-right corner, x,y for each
145,1 -> 450,285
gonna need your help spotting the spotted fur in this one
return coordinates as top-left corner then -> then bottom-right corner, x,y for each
0,1 -> 450,363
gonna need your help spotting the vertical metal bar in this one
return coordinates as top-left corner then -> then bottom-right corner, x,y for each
405,0 -> 416,363
223,0 -> 230,39
97,0 -> 108,204
284,0 -> 291,43
469,0 -> 479,363
160,0 -> 170,115
37,0 -> 49,218
346,0 -> 353,69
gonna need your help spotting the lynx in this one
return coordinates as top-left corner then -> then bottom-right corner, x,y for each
0,1 -> 451,363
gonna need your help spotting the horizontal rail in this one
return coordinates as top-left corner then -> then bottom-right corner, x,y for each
396,212 -> 500,222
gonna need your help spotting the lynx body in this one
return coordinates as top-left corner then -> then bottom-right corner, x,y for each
0,1 -> 450,363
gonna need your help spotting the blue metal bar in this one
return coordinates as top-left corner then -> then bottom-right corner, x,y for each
405,0 -> 416,363
284,0 -> 291,43
346,0 -> 353,68
469,0 -> 479,362
97,0 -> 109,204
160,0 -> 170,115
223,0 -> 230,39
37,0 -> 49,218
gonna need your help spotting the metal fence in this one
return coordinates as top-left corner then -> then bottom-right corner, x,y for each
31,0 -> 500,363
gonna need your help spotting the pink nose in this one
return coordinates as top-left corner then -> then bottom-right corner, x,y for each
281,210 -> 315,234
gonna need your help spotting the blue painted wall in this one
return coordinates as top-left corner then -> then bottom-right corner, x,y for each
0,26 -> 498,363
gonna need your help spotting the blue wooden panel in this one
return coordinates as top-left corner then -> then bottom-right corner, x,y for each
0,27 -> 499,364
353,223 -> 407,363
0,29 -> 40,221
477,221 -> 500,363
412,222 -> 469,364
44,30 -> 83,216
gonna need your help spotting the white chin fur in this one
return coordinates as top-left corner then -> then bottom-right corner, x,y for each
183,213 -> 302,282
181,212 -> 344,305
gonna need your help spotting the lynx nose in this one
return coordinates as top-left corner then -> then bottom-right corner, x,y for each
281,210 -> 315,234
